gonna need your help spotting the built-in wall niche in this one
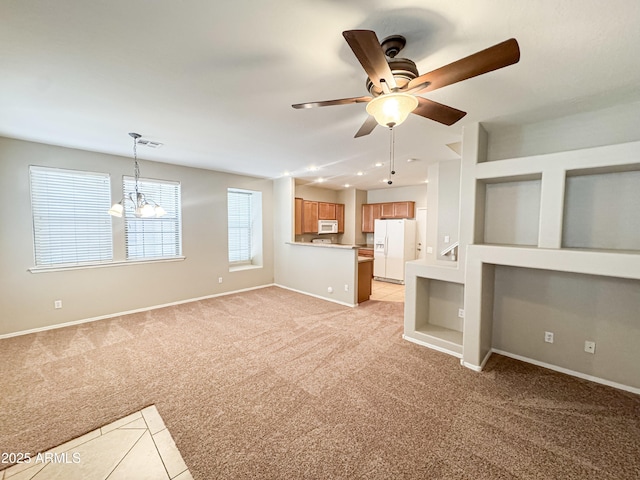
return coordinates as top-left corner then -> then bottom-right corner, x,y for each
414,277 -> 464,353
490,264 -> 640,389
563,167 -> 640,252
480,175 -> 542,246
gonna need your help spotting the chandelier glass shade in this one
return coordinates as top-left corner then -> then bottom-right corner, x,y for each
366,93 -> 418,128
109,133 -> 166,218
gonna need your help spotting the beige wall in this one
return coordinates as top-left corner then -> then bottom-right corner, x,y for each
0,137 -> 274,336
563,170 -> 640,250
484,179 -> 541,246
492,266 -> 640,389
471,102 -> 640,388
274,177 -> 357,305
366,184 -> 427,207
294,183 -> 338,203
485,101 -> 640,161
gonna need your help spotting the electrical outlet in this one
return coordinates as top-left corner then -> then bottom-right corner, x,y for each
426,246 -> 433,254
344,284 -> 349,292
218,277 -> 223,284
444,235 -> 450,243
54,300 -> 62,309
584,341 -> 596,354
544,331 -> 554,343
327,287 -> 333,293
458,308 -> 465,318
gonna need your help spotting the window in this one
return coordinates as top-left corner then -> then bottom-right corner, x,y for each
227,188 -> 262,267
124,177 -> 182,260
29,166 -> 113,267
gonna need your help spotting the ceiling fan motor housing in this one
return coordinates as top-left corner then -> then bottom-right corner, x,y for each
380,34 -> 406,58
366,57 -> 419,96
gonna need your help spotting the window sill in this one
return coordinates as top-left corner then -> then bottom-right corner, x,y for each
229,263 -> 263,273
29,256 -> 186,274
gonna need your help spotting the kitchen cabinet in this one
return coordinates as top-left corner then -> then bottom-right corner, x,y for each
302,200 -> 318,234
362,203 -> 381,233
393,201 -> 415,219
294,198 -> 303,235
296,199 -> 345,234
318,202 -> 336,220
362,201 -> 414,232
380,203 -> 395,218
357,258 -> 373,303
336,203 -> 344,233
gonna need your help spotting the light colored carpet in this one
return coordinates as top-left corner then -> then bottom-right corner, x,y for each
2,286 -> 639,479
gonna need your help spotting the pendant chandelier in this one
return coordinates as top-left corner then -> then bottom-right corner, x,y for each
108,133 -> 166,218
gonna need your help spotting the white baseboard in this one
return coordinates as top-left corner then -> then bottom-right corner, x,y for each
402,334 -> 463,359
0,284 -> 276,339
274,284 -> 356,308
461,349 -> 493,372
491,349 -> 640,396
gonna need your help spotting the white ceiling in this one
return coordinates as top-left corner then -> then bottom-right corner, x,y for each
2,0 -> 640,190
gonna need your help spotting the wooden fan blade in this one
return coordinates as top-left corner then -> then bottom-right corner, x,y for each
407,38 -> 520,93
401,80 -> 431,94
343,30 -> 396,90
412,97 -> 467,126
354,116 -> 378,138
292,96 -> 372,109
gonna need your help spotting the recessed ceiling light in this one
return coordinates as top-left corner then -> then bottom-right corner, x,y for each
308,166 -> 319,172
283,171 -> 290,176
344,183 -> 350,188
382,178 -> 388,183
356,171 -> 364,176
317,177 -> 324,183
424,179 -> 429,183
407,158 -> 419,163
375,162 -> 383,167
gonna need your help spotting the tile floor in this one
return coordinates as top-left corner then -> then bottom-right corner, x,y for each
2,406 -> 192,480
370,279 -> 405,302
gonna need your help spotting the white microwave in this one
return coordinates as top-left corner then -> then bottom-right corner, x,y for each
318,219 -> 338,234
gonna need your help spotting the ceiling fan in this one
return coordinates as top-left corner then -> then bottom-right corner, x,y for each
292,30 -> 520,137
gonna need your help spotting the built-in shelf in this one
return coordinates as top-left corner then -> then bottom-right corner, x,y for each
404,265 -> 465,357
414,325 -> 463,350
404,129 -> 640,390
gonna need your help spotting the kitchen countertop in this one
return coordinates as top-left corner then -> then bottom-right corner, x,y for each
286,241 -> 358,249
358,256 -> 374,263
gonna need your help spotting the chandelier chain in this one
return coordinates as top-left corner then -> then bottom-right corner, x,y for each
133,135 -> 140,197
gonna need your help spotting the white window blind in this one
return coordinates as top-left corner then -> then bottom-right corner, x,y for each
228,189 -> 252,264
124,177 -> 182,260
30,166 -> 113,267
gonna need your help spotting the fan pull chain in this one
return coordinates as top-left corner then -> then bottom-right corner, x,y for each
387,127 -> 396,185
391,127 -> 396,175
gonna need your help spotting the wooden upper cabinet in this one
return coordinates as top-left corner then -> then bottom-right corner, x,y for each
336,203 -> 344,233
362,203 -> 382,233
372,203 -> 381,226
393,201 -> 415,219
362,204 -> 373,233
294,197 -> 303,235
380,203 -> 395,218
302,200 -> 318,233
362,201 -> 414,232
318,202 -> 336,220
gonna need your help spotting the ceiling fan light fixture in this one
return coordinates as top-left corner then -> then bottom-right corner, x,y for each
366,93 -> 418,128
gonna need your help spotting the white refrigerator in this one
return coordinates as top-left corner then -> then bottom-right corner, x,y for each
373,219 -> 416,283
